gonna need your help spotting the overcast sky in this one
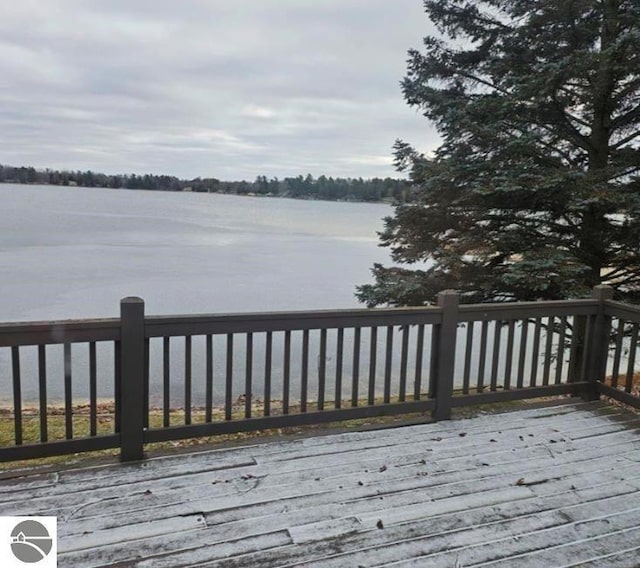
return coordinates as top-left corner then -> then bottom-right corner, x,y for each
0,0 -> 440,181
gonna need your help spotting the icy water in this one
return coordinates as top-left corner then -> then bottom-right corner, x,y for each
0,184 -> 391,321
0,183 -> 393,403
0,184 -> 572,407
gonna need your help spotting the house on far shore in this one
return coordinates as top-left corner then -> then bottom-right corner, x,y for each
183,186 -> 193,192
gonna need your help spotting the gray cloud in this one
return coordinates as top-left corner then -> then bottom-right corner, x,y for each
0,0 -> 440,179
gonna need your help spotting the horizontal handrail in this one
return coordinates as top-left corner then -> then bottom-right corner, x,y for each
0,318 -> 120,347
598,383 -> 640,409
145,400 -> 436,443
144,306 -> 443,337
0,434 -> 120,461
451,383 -> 586,407
459,299 -> 599,321
604,300 -> 640,324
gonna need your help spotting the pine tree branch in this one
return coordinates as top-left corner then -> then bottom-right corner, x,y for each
612,131 -> 640,149
561,108 -> 591,130
549,101 -> 595,153
611,104 -> 640,130
603,165 -> 640,182
536,121 -> 593,155
603,265 -> 639,280
457,72 -> 510,95
612,78 -> 640,105
608,272 -> 640,286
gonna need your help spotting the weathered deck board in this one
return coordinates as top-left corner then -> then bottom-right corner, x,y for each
2,401 -> 639,567
2,403 -> 630,510
50,445 -> 640,542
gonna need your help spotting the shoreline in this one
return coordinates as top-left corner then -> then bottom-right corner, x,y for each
0,180 -> 400,206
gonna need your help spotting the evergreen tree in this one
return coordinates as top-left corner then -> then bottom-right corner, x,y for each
357,0 -> 640,306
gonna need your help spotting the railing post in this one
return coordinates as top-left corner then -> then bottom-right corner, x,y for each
584,285 -> 613,401
432,290 -> 459,421
120,297 -> 146,461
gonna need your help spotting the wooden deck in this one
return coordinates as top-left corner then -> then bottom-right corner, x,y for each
2,400 -> 640,567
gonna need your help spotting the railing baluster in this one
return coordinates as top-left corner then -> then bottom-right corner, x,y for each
283,330 -> 291,415
264,332 -> 272,416
368,327 -> 377,405
301,329 -> 309,412
245,332 -> 253,418
530,318 -> 542,387
399,325 -> 409,402
383,326 -> 393,404
579,315 -> 594,383
428,324 -> 439,399
462,322 -> 473,395
64,343 -> 72,440
89,342 -> 96,437
490,321 -> 502,391
318,329 -> 327,411
504,320 -> 515,390
516,320 -> 528,389
414,324 -> 424,400
143,338 -> 150,429
205,335 -> 213,422
554,316 -> 567,385
625,324 -> 639,393
477,321 -> 488,393
185,335 -> 192,425
114,340 -> 121,433
611,318 -> 625,388
542,317 -> 554,386
163,337 -> 170,427
335,328 -> 344,409
12,346 -> 22,446
39,345 -> 48,442
566,316 -> 579,385
225,334 -> 233,421
351,327 -> 361,407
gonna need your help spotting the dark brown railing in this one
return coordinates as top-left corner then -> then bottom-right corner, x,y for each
1,285 -> 638,462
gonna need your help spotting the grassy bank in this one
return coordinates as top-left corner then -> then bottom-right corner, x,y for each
0,397 -> 436,472
4,377 -> 632,473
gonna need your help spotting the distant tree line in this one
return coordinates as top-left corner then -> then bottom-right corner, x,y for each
0,164 -> 413,203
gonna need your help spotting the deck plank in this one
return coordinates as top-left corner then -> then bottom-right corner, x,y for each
195,485 -> 640,568
6,410 -> 634,515
9,435 -> 638,523
2,401 -> 639,568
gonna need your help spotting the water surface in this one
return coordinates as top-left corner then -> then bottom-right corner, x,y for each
0,183 -> 393,403
0,184 -> 391,321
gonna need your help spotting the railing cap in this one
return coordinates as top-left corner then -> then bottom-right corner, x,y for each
121,297 -> 145,305
592,285 -> 614,302
437,289 -> 459,308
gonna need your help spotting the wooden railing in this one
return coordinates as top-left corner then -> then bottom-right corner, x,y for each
1,285 -> 638,462
595,287 -> 640,409
0,318 -> 122,461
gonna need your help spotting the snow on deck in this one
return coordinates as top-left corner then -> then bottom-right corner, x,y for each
1,401 -> 640,567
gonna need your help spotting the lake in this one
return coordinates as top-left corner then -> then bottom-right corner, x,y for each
0,184 -> 570,407
0,184 -> 392,321
0,183 -> 393,404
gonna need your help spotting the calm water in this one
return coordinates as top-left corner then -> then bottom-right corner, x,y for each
1,183 -> 393,403
0,184 -> 391,321
0,184 -> 572,406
